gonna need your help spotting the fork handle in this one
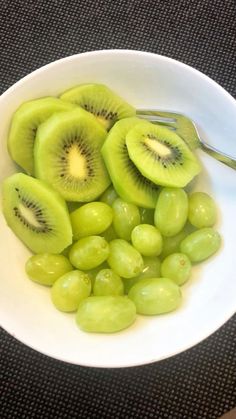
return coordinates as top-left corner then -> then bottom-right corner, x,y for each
200,140 -> 236,170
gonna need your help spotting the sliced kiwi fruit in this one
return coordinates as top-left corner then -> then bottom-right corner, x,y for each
60,83 -> 135,130
7,97 -> 75,175
125,120 -> 201,188
101,117 -> 160,209
34,108 -> 111,202
2,173 -> 72,254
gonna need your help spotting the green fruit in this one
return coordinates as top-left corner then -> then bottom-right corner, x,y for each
128,277 -> 182,315
34,107 -> 110,202
93,269 -> 124,296
76,296 -> 136,333
51,270 -> 91,312
112,198 -> 140,241
25,253 -> 72,286
107,239 -> 143,279
70,202 -> 113,240
180,228 -> 221,262
102,117 -> 160,208
131,224 -> 163,256
7,97 -> 75,175
123,256 -> 161,293
60,83 -> 135,130
2,173 -> 72,254
154,188 -> 188,237
160,227 -> 191,260
161,253 -> 191,285
99,185 -> 118,206
69,236 -> 109,270
188,192 -> 217,228
125,120 -> 201,187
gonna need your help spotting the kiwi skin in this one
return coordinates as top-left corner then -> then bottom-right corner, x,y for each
2,173 -> 73,254
125,120 -> 201,188
101,117 -> 160,209
60,83 -> 136,130
7,97 -> 75,175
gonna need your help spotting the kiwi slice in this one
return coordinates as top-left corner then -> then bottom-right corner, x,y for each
7,97 -> 75,175
60,83 -> 135,130
2,173 -> 72,254
34,108 -> 110,202
126,121 -> 201,188
101,118 -> 160,208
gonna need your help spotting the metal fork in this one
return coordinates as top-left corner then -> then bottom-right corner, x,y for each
136,109 -> 236,170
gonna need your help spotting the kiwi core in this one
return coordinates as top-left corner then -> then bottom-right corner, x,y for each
18,203 -> 42,228
68,145 -> 88,179
145,137 -> 171,157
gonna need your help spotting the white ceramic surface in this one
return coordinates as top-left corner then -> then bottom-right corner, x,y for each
0,50 -> 236,368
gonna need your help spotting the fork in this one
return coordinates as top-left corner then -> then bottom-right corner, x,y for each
136,109 -> 236,170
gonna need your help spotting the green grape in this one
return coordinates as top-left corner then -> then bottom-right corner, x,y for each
76,296 -> 136,333
107,239 -> 143,278
139,207 -> 154,225
93,269 -> 124,296
70,202 -> 113,240
128,277 -> 182,315
100,185 -> 118,206
154,188 -> 188,237
180,228 -> 221,262
123,256 -> 161,293
51,270 -> 91,312
160,225 -> 193,260
69,236 -> 110,270
25,253 -> 73,286
161,253 -> 191,285
131,224 -> 163,256
100,225 -> 118,242
188,192 -> 217,228
85,262 -> 109,287
112,198 -> 140,241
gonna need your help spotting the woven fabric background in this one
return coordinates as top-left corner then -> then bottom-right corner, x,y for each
0,1 -> 235,418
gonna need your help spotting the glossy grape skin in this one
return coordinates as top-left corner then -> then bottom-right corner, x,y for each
25,253 -> 73,286
123,256 -> 161,293
69,236 -> 110,270
128,277 -> 182,315
112,198 -> 140,241
107,239 -> 143,278
85,262 -> 109,286
76,296 -> 136,333
70,202 -> 113,240
154,188 -> 188,237
93,269 -> 124,296
160,224 -> 194,260
51,270 -> 91,312
100,185 -> 118,206
139,207 -> 154,225
161,253 -> 191,285
180,228 -> 221,262
131,224 -> 163,256
188,192 -> 217,228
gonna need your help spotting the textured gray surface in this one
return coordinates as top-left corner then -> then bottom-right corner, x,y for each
0,1 -> 236,418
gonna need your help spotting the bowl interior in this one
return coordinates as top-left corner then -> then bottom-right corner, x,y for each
0,50 -> 236,367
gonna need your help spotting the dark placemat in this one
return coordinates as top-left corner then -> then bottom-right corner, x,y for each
0,1 -> 236,418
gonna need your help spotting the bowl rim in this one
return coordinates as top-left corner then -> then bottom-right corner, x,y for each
1,49 -> 236,105
0,49 -> 235,368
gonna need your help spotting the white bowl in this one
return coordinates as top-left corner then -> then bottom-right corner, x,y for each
0,50 -> 236,368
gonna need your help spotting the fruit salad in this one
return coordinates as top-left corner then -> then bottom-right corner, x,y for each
2,83 -> 221,334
